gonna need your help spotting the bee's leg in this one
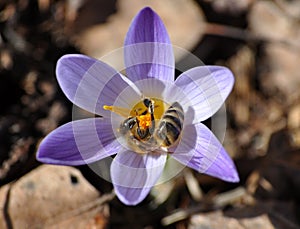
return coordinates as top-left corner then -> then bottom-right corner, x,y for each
148,101 -> 155,134
119,117 -> 136,135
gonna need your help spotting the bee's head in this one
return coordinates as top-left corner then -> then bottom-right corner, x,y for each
143,98 -> 153,108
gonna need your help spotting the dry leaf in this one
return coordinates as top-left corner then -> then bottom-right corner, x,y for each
71,0 -> 205,68
0,165 -> 109,229
188,210 -> 274,229
204,0 -> 254,14
248,1 -> 299,44
260,44 -> 300,102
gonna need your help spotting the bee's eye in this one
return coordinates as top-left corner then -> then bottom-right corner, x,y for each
143,98 -> 152,108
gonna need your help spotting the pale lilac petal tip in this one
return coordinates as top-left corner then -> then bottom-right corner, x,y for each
113,185 -> 152,206
56,54 -> 140,117
36,118 -> 120,166
124,7 -> 174,82
125,7 -> 171,45
171,123 -> 239,183
111,150 -> 167,205
175,66 -> 234,123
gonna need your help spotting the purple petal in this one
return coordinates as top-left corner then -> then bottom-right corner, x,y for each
111,150 -> 167,205
124,7 -> 174,82
56,54 -> 141,117
175,66 -> 234,123
37,118 -> 121,165
171,123 -> 239,182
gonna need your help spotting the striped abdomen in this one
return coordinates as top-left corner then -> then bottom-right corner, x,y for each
156,102 -> 184,147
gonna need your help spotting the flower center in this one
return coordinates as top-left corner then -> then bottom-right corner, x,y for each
103,98 -> 168,120
103,98 -> 171,154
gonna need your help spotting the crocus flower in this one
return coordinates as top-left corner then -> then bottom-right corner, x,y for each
37,7 -> 239,205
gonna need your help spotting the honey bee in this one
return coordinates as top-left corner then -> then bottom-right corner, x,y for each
119,98 -> 184,154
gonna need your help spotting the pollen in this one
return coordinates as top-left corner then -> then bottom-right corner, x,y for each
137,114 -> 151,129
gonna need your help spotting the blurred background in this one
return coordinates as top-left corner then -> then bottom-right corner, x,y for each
0,0 -> 300,228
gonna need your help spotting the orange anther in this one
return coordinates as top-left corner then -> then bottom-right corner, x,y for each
137,114 -> 151,129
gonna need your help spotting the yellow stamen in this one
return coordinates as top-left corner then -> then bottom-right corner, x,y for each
103,105 -> 130,117
103,105 -> 113,111
137,114 -> 151,130
104,98 -> 169,126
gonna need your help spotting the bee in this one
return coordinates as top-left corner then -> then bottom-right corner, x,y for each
156,101 -> 184,147
119,98 -> 184,154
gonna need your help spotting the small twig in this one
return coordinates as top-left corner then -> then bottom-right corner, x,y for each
212,187 -> 246,208
183,169 -> 203,201
205,22 -> 256,41
161,209 -> 190,226
3,184 -> 13,229
161,187 -> 246,226
204,22 -> 300,50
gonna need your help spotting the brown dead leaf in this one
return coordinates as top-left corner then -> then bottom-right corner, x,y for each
204,0 -> 254,14
227,46 -> 255,126
248,1 -> 300,45
0,165 -> 110,229
248,1 -> 300,101
274,0 -> 300,19
290,129 -> 300,148
72,0 -> 205,67
260,43 -> 300,103
288,104 -> 300,130
188,210 -> 275,229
